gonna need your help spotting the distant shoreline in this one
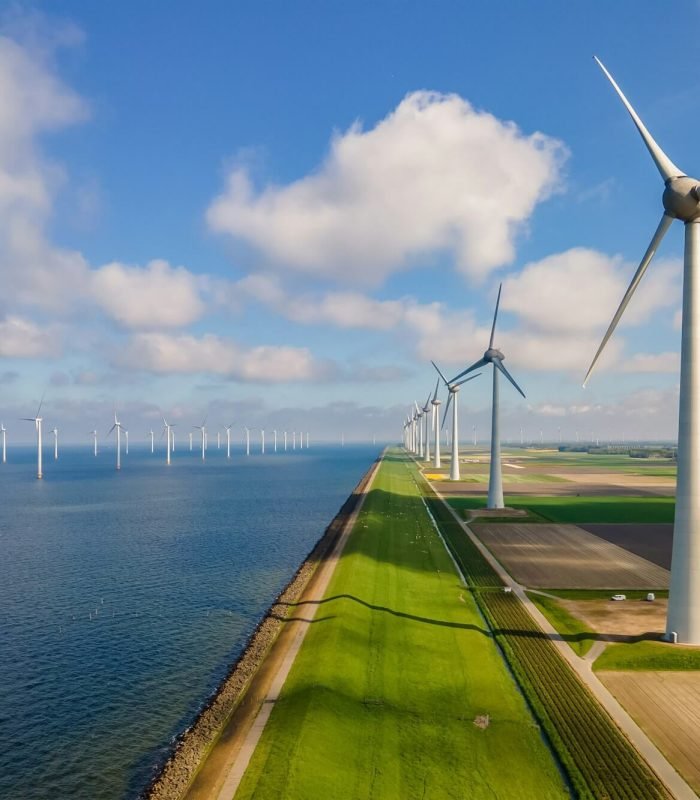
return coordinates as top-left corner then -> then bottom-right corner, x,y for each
141,454 -> 380,800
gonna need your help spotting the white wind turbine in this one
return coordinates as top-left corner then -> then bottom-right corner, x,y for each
22,397 -> 45,479
52,427 -> 58,460
306,432 -> 309,448
217,431 -> 221,450
189,432 -> 193,451
124,430 -> 129,455
273,429 -> 277,452
584,57 -> 700,643
92,429 -> 98,456
244,426 -> 250,456
283,431 -> 287,451
260,428 -> 265,454
225,424 -> 233,459
193,417 -> 207,461
430,381 -> 441,468
422,392 -> 432,463
414,402 -> 424,458
163,417 -> 174,465
432,362 -> 480,481
450,284 -> 525,508
107,412 -> 125,471
149,430 -> 154,453
1,422 -> 6,464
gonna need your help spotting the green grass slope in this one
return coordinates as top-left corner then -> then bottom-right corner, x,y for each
594,641 -> 700,671
526,592 -> 597,657
235,455 -> 567,800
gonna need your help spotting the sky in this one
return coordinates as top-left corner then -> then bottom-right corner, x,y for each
0,0 -> 698,444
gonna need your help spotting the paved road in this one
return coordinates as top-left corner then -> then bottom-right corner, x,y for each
431,483 -> 697,800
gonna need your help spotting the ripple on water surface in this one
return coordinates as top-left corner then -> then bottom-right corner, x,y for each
0,444 -> 378,800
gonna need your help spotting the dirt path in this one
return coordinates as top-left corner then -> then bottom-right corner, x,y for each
429,483 -> 697,800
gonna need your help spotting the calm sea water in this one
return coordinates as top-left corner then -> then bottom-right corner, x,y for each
0,442 -> 379,800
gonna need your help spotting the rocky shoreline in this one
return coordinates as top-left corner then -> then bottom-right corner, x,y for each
141,457 -> 379,800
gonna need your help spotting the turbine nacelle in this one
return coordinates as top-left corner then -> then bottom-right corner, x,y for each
484,347 -> 505,362
663,176 -> 700,222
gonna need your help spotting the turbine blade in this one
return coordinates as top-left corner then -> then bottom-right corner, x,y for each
107,424 -> 116,436
594,56 -> 683,182
495,360 -> 526,399
450,357 -> 488,384
36,390 -> 46,418
584,212 -> 674,386
489,283 -> 502,348
441,393 -> 453,430
454,372 -> 482,388
432,377 -> 440,401
431,360 -> 449,385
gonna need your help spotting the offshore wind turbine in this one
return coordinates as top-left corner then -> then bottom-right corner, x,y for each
306,432 -> 309,448
193,417 -> 207,461
22,397 -> 45,479
189,432 -> 193,451
2,422 -> 7,463
107,413 -> 124,471
284,431 -> 287,451
225,424 -> 232,459
92,429 -> 98,456
430,380 -> 441,468
163,418 -> 174,465
124,430 -> 129,455
244,426 -> 250,456
273,429 -> 277,452
149,430 -> 154,453
450,285 -> 525,508
432,362 -> 480,481
584,57 -> 700,643
52,428 -> 58,460
260,428 -> 265,454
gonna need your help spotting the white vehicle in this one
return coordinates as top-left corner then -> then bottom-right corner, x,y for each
646,592 -> 656,602
611,594 -> 627,601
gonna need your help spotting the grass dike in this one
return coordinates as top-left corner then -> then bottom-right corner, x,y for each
141,456 -> 380,800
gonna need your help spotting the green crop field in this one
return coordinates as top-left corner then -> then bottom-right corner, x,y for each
594,641 -> 700,671
234,453 -> 567,800
448,495 -> 675,524
526,592 -> 597,657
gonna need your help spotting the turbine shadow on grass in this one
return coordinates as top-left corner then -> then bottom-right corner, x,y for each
278,594 -> 490,635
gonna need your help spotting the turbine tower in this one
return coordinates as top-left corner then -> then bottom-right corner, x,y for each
52,427 -> 58,460
2,423 -> 7,463
193,417 -> 207,461
584,57 -> 700,643
430,379 -> 441,468
92,430 -> 98,456
107,413 -> 124,471
149,430 -> 154,453
432,361 -> 480,481
245,426 -> 250,456
124,430 -> 129,455
22,397 -> 44,479
451,285 -> 525,508
163,418 -> 174,465
415,402 -> 424,458
225,424 -> 232,459
260,428 -> 265,454
273,429 -> 278,452
189,432 -> 193,451
422,392 -> 432,463
284,431 -> 287,451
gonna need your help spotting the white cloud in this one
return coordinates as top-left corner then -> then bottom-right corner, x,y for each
117,332 -> 328,383
207,91 -> 566,285
0,314 -> 60,357
622,352 -> 680,373
91,260 -> 206,329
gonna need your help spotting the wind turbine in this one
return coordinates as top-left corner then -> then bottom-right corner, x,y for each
450,284 -> 525,507
422,392 -> 432,463
189,432 -> 193,451
414,402 -> 424,458
584,57 -> 700,643
430,380 -> 441,468
22,397 -> 44,479
124,430 -> 129,455
225,424 -> 232,459
107,413 -> 124,471
260,428 -> 265,454
432,362 -> 481,481
217,431 -> 221,450
1,423 -> 7,464
51,427 -> 58,460
273,429 -> 277,452
284,431 -> 287,451
244,426 -> 250,456
306,432 -> 309,448
92,429 -> 98,456
149,430 -> 154,453
193,417 -> 207,461
163,417 -> 174,465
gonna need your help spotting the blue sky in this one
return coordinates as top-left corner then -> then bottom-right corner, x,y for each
1,1 -> 698,443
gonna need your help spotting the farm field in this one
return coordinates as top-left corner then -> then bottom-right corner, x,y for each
580,523 -> 673,569
472,523 -> 670,589
598,671 -> 700,795
234,453 -> 567,800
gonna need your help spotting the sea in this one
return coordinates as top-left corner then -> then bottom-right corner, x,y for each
0,441 -> 379,800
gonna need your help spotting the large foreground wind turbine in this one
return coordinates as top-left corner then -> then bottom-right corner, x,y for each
22,397 -> 44,479
432,362 -> 480,481
451,285 -> 525,508
585,57 -> 700,643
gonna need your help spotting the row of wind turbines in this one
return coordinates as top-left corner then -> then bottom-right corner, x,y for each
6,402 -> 311,478
406,57 -> 700,644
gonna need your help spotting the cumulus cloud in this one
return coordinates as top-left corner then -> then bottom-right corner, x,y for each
207,91 -> 566,285
117,332 -> 329,383
0,314 -> 60,357
91,260 -> 206,329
